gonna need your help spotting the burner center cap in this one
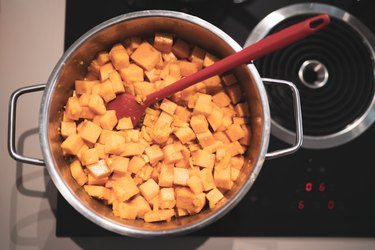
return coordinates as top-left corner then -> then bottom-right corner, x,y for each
298,60 -> 329,89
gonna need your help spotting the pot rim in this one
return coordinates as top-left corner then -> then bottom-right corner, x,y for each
39,10 -> 271,237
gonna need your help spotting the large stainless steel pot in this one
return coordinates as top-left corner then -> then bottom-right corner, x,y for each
8,10 -> 303,237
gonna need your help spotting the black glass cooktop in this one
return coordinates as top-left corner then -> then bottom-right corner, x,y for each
57,0 -> 375,237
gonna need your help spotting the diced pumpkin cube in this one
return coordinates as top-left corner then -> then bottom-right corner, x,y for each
233,117 -> 249,125
91,83 -> 101,95
175,208 -> 189,217
134,81 -> 156,96
119,142 -> 140,157
231,167 -> 241,181
190,114 -> 208,134
139,178 -> 160,202
230,156 -> 245,170
128,155 -> 146,174
175,187 -> 205,213
144,209 -> 175,223
130,42 -> 161,71
65,96 -> 82,120
174,106 -> 191,122
234,102 -> 250,117
88,94 -> 106,115
207,106 -> 224,132
70,159 -> 87,186
119,63 -> 144,83
78,93 -> 91,107
113,201 -> 138,220
225,124 -> 245,142
75,143 -> 89,162
159,164 -> 174,187
79,107 -> 95,119
163,144 -> 183,164
226,85 -> 243,104
129,195 -> 152,219
189,46 -> 205,69
192,149 -> 215,168
203,75 -> 222,94
75,80 -> 98,95
214,155 -> 233,190
61,134 -> 85,155
108,70 -> 125,94
221,73 -> 237,86
111,156 -> 129,174
216,115 -> 233,132
160,99 -> 177,115
60,121 -> 76,138
154,32 -> 173,53
116,117 -> 133,130
145,68 -> 161,83
239,125 -> 251,145
109,43 -> 129,70
135,164 -> 153,182
124,36 -> 142,54
99,110 -> 118,130
99,62 -> 114,81
174,127 -> 196,144
88,59 -> 100,76
226,141 -> 245,156
171,39 -> 189,59
96,52 -> 110,66
144,145 -> 164,165
196,130 -> 215,147
193,93 -> 212,116
87,173 -> 108,186
112,176 -> 139,202
199,168 -> 216,191
212,91 -> 231,107
206,188 -> 224,208
179,61 -> 199,77
159,188 -> 176,209
203,53 -> 218,67
86,159 -> 111,179
187,174 -> 203,194
204,140 -> 223,154
99,80 -> 116,103
81,148 -> 99,166
168,62 -> 181,79
84,185 -> 112,201
80,121 -> 102,144
173,167 -> 189,186
104,132 -> 125,155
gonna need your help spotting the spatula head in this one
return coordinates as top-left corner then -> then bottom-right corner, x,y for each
106,93 -> 146,126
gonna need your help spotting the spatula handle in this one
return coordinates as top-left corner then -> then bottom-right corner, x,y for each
144,14 -> 330,106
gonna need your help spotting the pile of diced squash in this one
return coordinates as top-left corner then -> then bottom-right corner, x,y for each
60,32 -> 251,223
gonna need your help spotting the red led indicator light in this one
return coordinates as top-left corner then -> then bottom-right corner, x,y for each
298,200 -> 305,210
319,182 -> 326,192
305,182 -> 313,192
328,200 -> 335,210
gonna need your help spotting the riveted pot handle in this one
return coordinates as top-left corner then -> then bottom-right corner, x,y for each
8,84 -> 46,166
262,78 -> 303,159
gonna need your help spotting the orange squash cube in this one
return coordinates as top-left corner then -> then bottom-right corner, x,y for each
206,188 -> 224,208
81,148 -> 99,166
159,188 -> 176,209
173,167 -> 189,186
86,159 -> 111,179
113,201 -> 138,220
163,144 -> 183,164
190,115 -> 208,134
75,80 -> 98,95
80,121 -> 102,144
108,70 -> 125,94
144,145 -> 164,165
88,94 -> 106,115
192,149 -> 215,168
134,81 -> 156,96
187,174 -> 203,194
84,185 -> 112,201
65,96 -> 82,121
70,159 -> 87,186
139,178 -> 160,202
193,93 -> 212,116
196,130 -> 215,147
239,125 -> 251,145
104,132 -> 125,155
179,61 -> 199,77
145,68 -> 161,83
212,91 -> 231,107
174,106 -> 191,122
174,127 -> 196,144
120,142 -> 141,157
172,39 -> 189,59
207,106 -> 224,132
109,43 -> 129,70
128,155 -> 146,174
60,121 -> 76,138
99,62 -> 114,81
199,168 -> 216,191
78,93 -> 91,107
111,156 -> 129,174
213,131 -> 231,144
119,63 -> 144,83
61,134 -> 85,155
130,42 -> 161,71
96,52 -> 110,66
225,124 -> 245,142
189,46 -> 205,69
99,110 -> 118,130
128,195 -> 151,219
112,176 -> 139,202
158,164 -> 174,187
144,209 -> 175,223
226,85 -> 243,104
203,75 -> 222,94
116,117 -> 133,130
99,80 -> 116,103
221,73 -> 237,86
154,32 -> 174,53
160,99 -> 177,115
234,102 -> 250,117
203,53 -> 218,67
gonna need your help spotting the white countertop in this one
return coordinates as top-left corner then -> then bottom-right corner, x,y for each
1,0 -> 375,249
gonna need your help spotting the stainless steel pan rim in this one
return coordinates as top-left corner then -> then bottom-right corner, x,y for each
39,10 -> 272,237
245,3 -> 375,149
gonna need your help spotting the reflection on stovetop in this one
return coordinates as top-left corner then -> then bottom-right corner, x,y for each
58,0 -> 375,237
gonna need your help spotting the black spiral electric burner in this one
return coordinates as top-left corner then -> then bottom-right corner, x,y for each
255,15 -> 375,137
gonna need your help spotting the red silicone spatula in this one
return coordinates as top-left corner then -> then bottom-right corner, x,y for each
107,14 -> 330,126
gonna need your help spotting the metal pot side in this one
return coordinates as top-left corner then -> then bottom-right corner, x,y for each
39,10 -> 270,237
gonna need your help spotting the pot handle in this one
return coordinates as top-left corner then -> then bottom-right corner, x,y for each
8,84 -> 46,166
262,78 -> 303,159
